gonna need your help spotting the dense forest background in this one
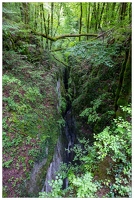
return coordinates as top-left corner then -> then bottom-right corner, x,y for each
2,2 -> 131,198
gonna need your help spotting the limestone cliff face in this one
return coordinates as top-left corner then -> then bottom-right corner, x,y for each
27,156 -> 48,194
26,78 -> 67,196
26,133 -> 67,195
42,134 -> 67,192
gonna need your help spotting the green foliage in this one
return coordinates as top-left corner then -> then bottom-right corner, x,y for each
3,159 -> 13,168
69,172 -> 97,198
67,37 -> 121,133
94,106 -> 131,163
39,138 -> 99,198
67,40 -> 118,67
2,2 -> 131,198
3,74 -> 21,86
3,36 -> 61,197
39,170 -> 98,198
79,94 -> 106,123
39,105 -> 131,198
57,118 -> 65,128
60,96 -> 67,114
39,174 -> 63,198
94,105 -> 131,197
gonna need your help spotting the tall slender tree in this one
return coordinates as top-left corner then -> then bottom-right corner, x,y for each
86,3 -> 90,40
120,2 -> 127,21
50,2 -> 54,49
20,2 -> 29,24
79,3 -> 83,41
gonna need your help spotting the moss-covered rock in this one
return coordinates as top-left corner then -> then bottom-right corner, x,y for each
115,47 -> 131,119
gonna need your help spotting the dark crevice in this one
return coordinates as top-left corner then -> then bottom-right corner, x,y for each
62,65 -> 77,189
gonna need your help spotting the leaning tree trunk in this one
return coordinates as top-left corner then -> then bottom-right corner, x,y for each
115,41 -> 131,119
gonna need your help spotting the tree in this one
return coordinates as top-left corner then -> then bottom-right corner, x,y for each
50,2 -> 54,49
120,3 -> 127,21
115,42 -> 131,119
20,3 -> 29,24
79,3 -> 83,41
86,3 -> 90,40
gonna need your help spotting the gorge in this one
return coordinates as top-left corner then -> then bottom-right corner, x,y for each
2,2 -> 131,198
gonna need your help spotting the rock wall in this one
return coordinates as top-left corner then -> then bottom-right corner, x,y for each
42,133 -> 66,192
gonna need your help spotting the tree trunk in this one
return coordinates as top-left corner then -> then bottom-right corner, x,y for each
111,2 -> 116,19
46,13 -> 50,49
79,3 -> 83,41
50,2 -> 54,49
98,3 -> 105,28
129,3 -> 132,23
93,3 -> 97,31
20,3 -> 29,24
96,3 -> 100,30
120,3 -> 127,21
115,42 -> 131,119
40,3 -> 48,48
86,3 -> 90,40
54,3 -> 62,37
39,4 -> 43,48
34,4 -> 38,30
31,31 -> 97,41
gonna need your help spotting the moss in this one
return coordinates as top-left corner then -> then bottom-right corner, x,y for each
94,156 -> 114,182
116,48 -> 131,119
2,187 -> 8,198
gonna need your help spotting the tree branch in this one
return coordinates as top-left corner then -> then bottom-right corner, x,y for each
51,54 -> 68,67
31,30 -> 98,42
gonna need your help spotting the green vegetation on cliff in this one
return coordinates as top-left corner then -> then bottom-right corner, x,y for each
2,2 -> 131,198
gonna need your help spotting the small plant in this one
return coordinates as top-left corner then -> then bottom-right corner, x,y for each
79,94 -> 106,123
28,148 -> 38,158
3,74 -> 21,86
57,117 -> 65,128
28,159 -> 34,167
69,172 -> 97,198
3,159 -> 13,168
16,162 -> 20,170
39,174 -> 63,198
94,105 -> 132,197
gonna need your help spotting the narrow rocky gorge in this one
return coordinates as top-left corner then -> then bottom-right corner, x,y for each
41,69 -> 77,193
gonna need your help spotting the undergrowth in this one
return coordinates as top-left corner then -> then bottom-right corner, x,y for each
39,105 -> 131,198
2,48 -> 62,197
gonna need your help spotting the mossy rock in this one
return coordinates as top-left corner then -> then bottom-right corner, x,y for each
94,156 -> 114,182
